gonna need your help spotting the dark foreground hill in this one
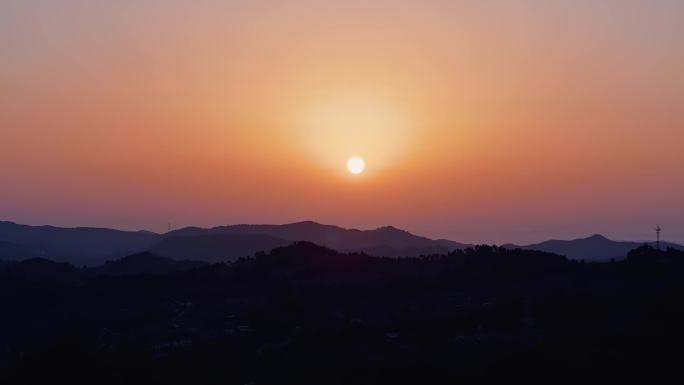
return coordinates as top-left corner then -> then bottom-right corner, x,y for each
91,252 -> 208,276
0,253 -> 206,283
1,243 -> 684,384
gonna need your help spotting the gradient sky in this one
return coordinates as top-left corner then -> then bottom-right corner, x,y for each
2,0 -> 683,244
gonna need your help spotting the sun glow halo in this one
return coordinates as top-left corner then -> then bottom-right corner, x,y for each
299,92 -> 411,175
347,156 -> 366,174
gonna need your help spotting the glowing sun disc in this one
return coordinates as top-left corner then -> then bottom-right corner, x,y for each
347,157 -> 366,174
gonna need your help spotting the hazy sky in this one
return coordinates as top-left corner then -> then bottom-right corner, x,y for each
2,0 -> 683,244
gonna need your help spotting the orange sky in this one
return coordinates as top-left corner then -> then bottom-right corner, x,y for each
2,1 -> 684,243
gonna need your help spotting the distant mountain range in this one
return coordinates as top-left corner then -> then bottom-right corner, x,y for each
1,220 -> 681,265
0,220 -> 470,265
503,234 -> 684,262
0,221 -> 159,265
163,221 -> 470,260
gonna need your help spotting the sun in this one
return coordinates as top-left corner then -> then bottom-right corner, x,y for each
347,156 -> 366,174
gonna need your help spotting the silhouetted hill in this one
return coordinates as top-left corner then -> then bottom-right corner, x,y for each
149,234 -> 290,262
343,243 -> 458,258
0,252 -> 206,282
165,221 -> 471,257
504,234 -> 684,261
0,221 -> 160,265
254,241 -> 379,274
91,252 -> 207,276
0,257 -> 82,283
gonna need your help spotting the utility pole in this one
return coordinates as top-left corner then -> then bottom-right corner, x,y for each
656,226 -> 661,250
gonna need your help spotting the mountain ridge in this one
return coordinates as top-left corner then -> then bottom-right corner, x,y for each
504,233 -> 684,261
2,220 -> 682,264
0,220 -> 470,264
162,220 -> 471,259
